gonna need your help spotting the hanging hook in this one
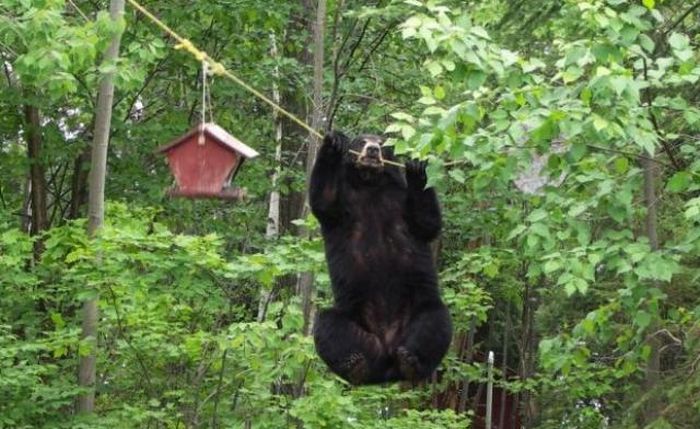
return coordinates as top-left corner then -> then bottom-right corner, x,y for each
198,60 -> 208,145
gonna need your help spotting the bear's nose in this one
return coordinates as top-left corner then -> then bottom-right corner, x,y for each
366,145 -> 380,157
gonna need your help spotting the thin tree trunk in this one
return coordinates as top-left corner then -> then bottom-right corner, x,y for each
77,0 -> 125,414
643,156 -> 659,251
24,103 -> 49,254
458,319 -> 477,413
21,176 -> 32,233
519,280 -> 539,427
296,0 -> 326,336
69,145 -> 91,219
499,304 -> 511,429
278,1 -> 314,235
257,32 -> 284,323
642,154 -> 662,421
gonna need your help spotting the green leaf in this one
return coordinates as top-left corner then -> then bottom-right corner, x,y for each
639,34 -> 655,52
483,263 -> 499,278
685,198 -> 700,220
592,115 -> 609,131
441,59 -> 456,71
569,141 -> 588,161
471,26 -> 490,40
543,259 -> 562,274
507,225 -> 527,240
434,86 -> 446,100
403,16 -> 422,28
635,253 -> 680,282
426,60 -> 443,77
666,172 -> 691,193
422,106 -> 447,116
614,157 -> 630,174
391,112 -> 415,122
562,66 -> 583,83
610,76 -> 628,96
448,169 -> 466,184
401,124 -> 416,140
634,310 -> 652,329
669,32 -> 690,51
642,0 -> 655,9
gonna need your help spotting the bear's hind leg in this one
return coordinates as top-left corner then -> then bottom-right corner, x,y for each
395,302 -> 452,381
314,308 -> 389,384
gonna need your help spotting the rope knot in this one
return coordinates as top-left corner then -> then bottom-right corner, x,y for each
209,62 -> 226,76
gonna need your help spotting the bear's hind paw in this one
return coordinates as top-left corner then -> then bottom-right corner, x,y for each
341,352 -> 368,385
396,347 -> 422,381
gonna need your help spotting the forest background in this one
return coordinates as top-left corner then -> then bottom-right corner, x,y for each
1,0 -> 700,428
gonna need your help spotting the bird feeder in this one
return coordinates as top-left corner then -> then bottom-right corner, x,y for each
156,123 -> 259,199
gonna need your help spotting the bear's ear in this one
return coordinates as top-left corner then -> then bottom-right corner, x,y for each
324,130 -> 350,147
381,143 -> 395,159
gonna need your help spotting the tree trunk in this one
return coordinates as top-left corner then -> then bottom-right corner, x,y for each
296,0 -> 326,336
519,279 -> 539,427
643,156 -> 659,251
24,103 -> 48,255
77,0 -> 125,414
499,304 -> 511,429
278,1 -> 314,236
21,176 -> 32,233
458,319 -> 477,413
642,153 -> 662,422
257,32 -> 284,323
69,145 -> 91,219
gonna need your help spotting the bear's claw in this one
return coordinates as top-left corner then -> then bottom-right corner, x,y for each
397,346 -> 421,381
341,352 -> 368,384
405,160 -> 428,188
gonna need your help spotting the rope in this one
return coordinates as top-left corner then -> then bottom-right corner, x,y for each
125,0 -> 322,140
348,149 -> 403,168
124,0 -> 405,168
67,0 -> 90,22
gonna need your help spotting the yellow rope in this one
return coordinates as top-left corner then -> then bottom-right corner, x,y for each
67,0 -> 89,22
126,0 -> 321,139
348,149 -> 403,168
124,0 -> 406,168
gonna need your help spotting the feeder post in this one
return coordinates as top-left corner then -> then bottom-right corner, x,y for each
486,351 -> 495,429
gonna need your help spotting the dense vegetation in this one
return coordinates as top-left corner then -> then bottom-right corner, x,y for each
2,0 -> 700,427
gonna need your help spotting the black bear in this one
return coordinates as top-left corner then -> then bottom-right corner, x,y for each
310,130 -> 452,385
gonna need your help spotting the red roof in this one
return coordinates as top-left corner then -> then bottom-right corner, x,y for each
156,123 -> 260,159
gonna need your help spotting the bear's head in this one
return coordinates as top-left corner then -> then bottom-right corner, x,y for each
351,134 -> 386,169
344,134 -> 402,185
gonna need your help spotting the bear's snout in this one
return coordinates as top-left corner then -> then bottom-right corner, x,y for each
365,143 -> 381,158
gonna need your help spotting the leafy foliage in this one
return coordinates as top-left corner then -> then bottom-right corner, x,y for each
2,0 -> 700,428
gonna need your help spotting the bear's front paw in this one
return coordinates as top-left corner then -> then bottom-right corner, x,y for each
405,159 -> 428,189
322,131 -> 349,158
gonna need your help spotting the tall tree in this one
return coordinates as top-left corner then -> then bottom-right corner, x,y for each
77,0 -> 125,413
257,32 -> 284,323
296,0 -> 326,335
642,152 -> 661,423
23,103 -> 48,255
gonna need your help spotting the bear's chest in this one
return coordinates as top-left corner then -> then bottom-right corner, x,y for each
344,192 -> 413,270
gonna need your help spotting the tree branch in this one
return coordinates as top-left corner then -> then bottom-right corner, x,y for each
664,1 -> 700,35
642,57 -> 683,170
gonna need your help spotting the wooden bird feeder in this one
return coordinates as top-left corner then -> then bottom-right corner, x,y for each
156,123 -> 259,199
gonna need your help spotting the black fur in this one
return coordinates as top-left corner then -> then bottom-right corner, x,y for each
311,130 -> 452,385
